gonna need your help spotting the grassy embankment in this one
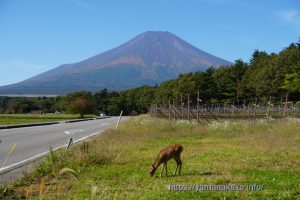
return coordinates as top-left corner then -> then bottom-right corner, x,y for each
1,115 -> 300,199
0,114 -> 96,125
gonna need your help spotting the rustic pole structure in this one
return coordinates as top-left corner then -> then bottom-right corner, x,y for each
173,98 -> 176,121
291,102 -> 295,121
284,94 -> 288,118
197,91 -> 200,123
153,104 -> 155,117
181,94 -> 183,119
66,138 -> 73,149
116,110 -> 123,129
168,99 -> 171,121
188,94 -> 190,121
253,98 -> 257,120
243,99 -> 246,118
267,96 -> 272,121
151,105 -> 154,117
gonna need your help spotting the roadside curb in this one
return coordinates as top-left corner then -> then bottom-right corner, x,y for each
0,116 -> 111,130
65,116 -> 110,123
0,122 -> 59,130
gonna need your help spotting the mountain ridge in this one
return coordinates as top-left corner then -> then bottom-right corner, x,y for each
0,31 -> 232,95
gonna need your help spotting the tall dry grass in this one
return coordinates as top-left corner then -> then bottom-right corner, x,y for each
2,115 -> 300,199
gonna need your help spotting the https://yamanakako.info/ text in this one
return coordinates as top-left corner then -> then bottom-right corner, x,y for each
167,183 -> 264,192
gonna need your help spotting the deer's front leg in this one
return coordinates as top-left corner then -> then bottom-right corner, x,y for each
160,163 -> 165,178
165,162 -> 168,177
173,164 -> 179,176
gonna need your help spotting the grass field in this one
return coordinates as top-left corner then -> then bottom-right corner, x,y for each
0,114 -> 96,125
1,115 -> 300,199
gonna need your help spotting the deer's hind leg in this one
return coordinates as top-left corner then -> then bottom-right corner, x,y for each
173,156 -> 182,176
178,157 -> 182,175
173,157 -> 180,176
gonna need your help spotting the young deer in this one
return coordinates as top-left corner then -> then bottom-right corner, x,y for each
149,144 -> 183,177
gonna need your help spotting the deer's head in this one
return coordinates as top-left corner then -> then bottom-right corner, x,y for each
149,164 -> 156,177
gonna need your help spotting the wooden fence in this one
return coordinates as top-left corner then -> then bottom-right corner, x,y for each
149,94 -> 300,123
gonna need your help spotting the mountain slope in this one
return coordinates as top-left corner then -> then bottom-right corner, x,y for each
0,31 -> 232,95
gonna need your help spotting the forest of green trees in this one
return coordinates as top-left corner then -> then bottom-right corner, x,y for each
0,41 -> 299,116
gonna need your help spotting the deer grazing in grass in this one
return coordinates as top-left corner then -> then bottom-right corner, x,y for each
149,144 -> 183,177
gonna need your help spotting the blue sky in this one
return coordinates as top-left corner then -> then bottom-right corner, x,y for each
0,0 -> 299,86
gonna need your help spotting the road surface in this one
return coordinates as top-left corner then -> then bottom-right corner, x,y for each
0,116 -> 130,176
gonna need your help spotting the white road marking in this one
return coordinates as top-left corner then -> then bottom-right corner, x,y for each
0,130 -> 104,174
100,123 -> 112,126
64,130 -> 84,135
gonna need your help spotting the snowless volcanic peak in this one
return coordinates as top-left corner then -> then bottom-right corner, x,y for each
0,31 -> 232,95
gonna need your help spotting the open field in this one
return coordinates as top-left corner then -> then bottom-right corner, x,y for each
1,115 -> 300,199
0,114 -> 96,125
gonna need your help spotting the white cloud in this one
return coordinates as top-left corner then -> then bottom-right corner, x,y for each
277,9 -> 300,27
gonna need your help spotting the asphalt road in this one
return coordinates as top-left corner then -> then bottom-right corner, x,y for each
0,116 -> 130,175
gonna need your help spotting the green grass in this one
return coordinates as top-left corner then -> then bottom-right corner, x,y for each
2,116 -> 300,199
0,113 -> 96,125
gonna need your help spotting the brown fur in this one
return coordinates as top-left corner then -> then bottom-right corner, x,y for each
149,144 -> 183,177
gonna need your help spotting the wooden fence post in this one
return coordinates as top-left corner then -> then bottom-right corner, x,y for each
197,91 -> 200,123
116,110 -> 123,129
291,102 -> 295,121
168,99 -> 171,120
188,94 -> 190,121
283,94 -> 288,118
151,104 -> 154,117
267,96 -> 272,121
66,138 -> 73,149
181,94 -> 183,119
242,99 -> 246,118
253,98 -> 257,120
173,98 -> 176,121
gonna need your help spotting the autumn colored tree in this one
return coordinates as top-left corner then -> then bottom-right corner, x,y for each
64,92 -> 95,118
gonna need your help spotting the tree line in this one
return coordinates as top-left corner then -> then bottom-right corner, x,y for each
0,40 -> 299,116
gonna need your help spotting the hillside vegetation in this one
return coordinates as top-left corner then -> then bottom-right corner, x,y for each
0,40 -> 300,116
2,116 -> 300,199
